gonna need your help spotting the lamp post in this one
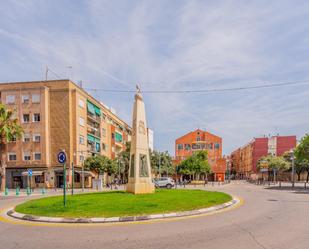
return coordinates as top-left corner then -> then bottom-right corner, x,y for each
71,152 -> 76,195
158,153 -> 161,177
290,149 -> 295,188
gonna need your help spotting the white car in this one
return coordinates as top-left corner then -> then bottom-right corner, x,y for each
154,177 -> 175,189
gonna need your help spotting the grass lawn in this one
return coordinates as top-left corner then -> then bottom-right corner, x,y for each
15,189 -> 232,218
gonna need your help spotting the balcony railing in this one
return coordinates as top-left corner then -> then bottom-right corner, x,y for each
87,112 -> 101,123
87,128 -> 101,138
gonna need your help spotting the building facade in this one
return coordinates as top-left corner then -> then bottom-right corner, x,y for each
0,80 -> 131,189
175,129 -> 226,181
230,135 -> 296,178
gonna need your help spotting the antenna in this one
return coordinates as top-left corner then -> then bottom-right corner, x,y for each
45,65 -> 49,81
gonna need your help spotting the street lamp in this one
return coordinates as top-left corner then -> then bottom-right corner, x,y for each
290,149 -> 295,188
72,152 -> 76,195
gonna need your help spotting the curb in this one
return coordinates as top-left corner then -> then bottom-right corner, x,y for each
6,198 -> 240,224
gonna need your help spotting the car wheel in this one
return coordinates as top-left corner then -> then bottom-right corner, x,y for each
166,184 -> 172,189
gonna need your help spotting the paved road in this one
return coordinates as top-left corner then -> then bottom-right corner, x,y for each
0,182 -> 308,249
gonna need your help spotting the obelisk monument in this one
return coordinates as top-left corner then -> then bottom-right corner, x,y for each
126,86 -> 155,194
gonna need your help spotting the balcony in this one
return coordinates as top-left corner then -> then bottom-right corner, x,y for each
87,112 -> 101,123
87,127 -> 101,138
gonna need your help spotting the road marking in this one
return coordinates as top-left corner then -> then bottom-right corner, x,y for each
0,197 -> 244,228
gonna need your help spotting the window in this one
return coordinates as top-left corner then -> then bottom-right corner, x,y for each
23,152 -> 31,161
215,143 -> 220,149
79,155 -> 84,163
33,113 -> 40,122
74,173 -> 81,182
79,135 -> 84,144
8,153 -> 17,161
79,117 -> 85,126
23,134 -> 31,142
22,95 -> 30,104
192,144 -> 198,150
208,143 -> 213,149
102,128 -> 106,137
35,175 -> 44,183
32,94 -> 40,103
6,95 -> 15,104
34,153 -> 41,160
196,136 -> 201,141
33,134 -> 41,142
102,143 -> 106,151
115,132 -> 123,142
9,135 -> 17,143
185,144 -> 191,150
23,114 -> 30,123
112,133 -> 115,140
177,144 -> 183,150
78,99 -> 85,108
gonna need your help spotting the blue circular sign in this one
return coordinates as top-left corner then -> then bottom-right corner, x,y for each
28,169 -> 33,176
57,151 -> 67,164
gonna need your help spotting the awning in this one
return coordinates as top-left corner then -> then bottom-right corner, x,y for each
87,101 -> 95,115
94,105 -> 101,116
74,170 -> 95,177
87,134 -> 96,143
22,171 -> 44,176
87,100 -> 101,116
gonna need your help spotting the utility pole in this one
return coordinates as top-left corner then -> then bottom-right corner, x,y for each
71,161 -> 74,195
291,150 -> 295,188
158,153 -> 161,177
82,164 -> 85,192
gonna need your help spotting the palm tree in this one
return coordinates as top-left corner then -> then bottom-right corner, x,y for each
0,104 -> 23,191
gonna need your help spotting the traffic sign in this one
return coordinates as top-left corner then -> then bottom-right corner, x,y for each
28,169 -> 33,176
57,151 -> 67,164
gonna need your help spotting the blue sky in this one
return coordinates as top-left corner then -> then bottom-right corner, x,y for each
1,0 -> 309,155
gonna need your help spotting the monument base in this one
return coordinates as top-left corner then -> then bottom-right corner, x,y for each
126,182 -> 155,194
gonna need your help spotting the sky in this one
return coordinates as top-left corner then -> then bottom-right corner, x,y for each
1,0 -> 309,155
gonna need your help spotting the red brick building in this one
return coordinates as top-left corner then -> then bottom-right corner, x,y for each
230,135 -> 296,178
175,129 -> 226,181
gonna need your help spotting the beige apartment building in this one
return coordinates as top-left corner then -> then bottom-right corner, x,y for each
0,80 -> 131,189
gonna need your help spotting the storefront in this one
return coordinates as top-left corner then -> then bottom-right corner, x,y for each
6,168 -> 46,189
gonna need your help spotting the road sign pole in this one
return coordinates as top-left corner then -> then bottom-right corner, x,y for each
58,151 -> 67,207
71,161 -> 74,195
63,163 -> 66,207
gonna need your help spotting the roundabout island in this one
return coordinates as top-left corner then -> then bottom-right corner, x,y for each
10,189 -> 235,223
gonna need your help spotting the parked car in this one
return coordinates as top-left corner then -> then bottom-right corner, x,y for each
154,177 -> 175,189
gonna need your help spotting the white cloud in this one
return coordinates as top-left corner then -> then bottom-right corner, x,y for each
1,0 -> 309,155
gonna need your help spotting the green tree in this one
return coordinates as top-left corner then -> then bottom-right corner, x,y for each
178,151 -> 211,180
84,155 -> 105,177
301,159 -> 309,182
150,150 -> 174,177
257,155 -> 290,172
295,134 -> 309,182
0,104 -> 23,191
116,142 -> 130,182
294,134 -> 309,161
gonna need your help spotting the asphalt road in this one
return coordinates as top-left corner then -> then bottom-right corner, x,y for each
0,182 -> 308,249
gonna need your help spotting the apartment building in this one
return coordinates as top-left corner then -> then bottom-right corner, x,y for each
0,80 -> 131,189
175,129 -> 226,181
230,135 -> 296,178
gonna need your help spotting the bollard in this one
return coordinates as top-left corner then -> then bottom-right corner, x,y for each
41,188 -> 46,195
212,181 -> 214,186
279,181 -> 281,188
5,187 -> 9,196
304,182 -> 306,189
26,187 -> 31,196
16,187 -> 20,196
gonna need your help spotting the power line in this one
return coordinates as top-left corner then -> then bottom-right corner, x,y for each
84,79 -> 309,94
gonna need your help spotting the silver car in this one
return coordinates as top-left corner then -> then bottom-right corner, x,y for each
154,177 -> 175,189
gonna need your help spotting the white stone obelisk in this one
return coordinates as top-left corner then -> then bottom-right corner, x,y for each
126,86 -> 155,194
